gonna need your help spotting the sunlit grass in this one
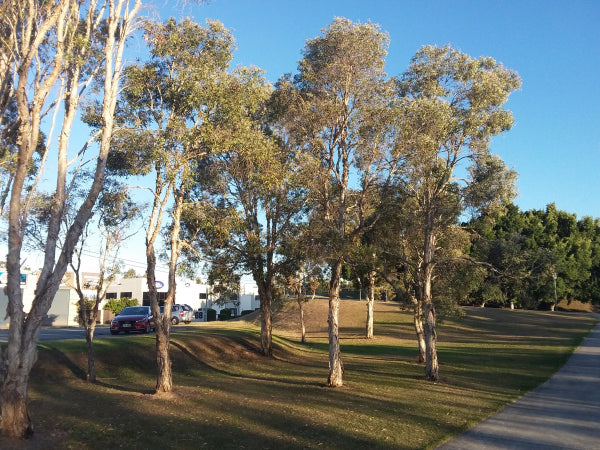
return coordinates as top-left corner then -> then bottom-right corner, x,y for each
10,302 -> 597,449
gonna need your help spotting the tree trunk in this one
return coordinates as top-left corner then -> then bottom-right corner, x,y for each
1,338 -> 36,438
80,299 -> 101,383
155,187 -> 184,393
146,233 -> 172,393
85,316 -> 98,383
327,260 -> 344,387
258,283 -> 273,357
298,295 -> 306,343
155,316 -> 172,393
423,300 -> 438,381
1,371 -> 33,438
422,226 -> 439,381
365,298 -> 374,339
410,295 -> 426,363
365,271 -> 376,339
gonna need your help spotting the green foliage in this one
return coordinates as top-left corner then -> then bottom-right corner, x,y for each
218,309 -> 232,320
103,297 -> 139,315
123,269 -> 138,279
468,203 -> 600,306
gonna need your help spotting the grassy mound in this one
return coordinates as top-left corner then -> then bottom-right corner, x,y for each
3,302 -> 596,449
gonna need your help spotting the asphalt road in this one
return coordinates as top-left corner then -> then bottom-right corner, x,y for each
437,314 -> 600,449
0,323 -> 196,342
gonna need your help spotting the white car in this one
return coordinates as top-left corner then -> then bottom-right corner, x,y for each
160,304 -> 193,325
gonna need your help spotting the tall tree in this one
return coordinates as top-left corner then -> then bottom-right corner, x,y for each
182,66 -> 307,357
394,45 -> 520,381
0,0 -> 141,438
286,18 -> 395,386
111,18 -> 236,391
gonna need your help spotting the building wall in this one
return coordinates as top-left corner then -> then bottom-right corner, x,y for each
105,277 -> 213,318
47,289 -> 80,327
0,271 -> 259,327
0,271 -> 80,328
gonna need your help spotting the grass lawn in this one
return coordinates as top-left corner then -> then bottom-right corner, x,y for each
2,301 -> 597,449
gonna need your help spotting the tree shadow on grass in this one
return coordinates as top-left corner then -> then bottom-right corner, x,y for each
43,346 -> 86,380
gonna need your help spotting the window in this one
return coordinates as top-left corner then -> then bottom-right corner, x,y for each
106,292 -> 117,299
120,292 -> 132,299
143,291 -> 168,306
199,293 -> 207,299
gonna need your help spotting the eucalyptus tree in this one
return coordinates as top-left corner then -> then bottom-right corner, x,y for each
24,178 -> 139,382
69,185 -> 140,382
283,18 -> 396,386
109,18 -> 235,391
0,0 -> 141,438
181,67 -> 308,357
394,45 -> 520,381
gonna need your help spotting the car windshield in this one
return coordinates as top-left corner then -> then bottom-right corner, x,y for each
120,307 -> 147,315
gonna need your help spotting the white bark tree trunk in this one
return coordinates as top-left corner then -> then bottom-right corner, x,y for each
327,260 -> 344,387
1,0 -> 141,437
298,295 -> 306,343
365,271 -> 375,339
410,294 -> 426,363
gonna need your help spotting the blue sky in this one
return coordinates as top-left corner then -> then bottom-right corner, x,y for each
158,0 -> 600,219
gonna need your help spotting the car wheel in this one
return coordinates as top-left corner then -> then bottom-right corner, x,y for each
110,330 -> 118,335
171,317 -> 179,325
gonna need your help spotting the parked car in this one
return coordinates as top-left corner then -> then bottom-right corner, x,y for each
159,304 -> 193,325
181,304 -> 195,323
110,306 -> 154,335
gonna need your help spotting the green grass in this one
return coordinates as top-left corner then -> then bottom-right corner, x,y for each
4,303 -> 597,449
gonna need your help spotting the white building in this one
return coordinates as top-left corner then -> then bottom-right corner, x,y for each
102,277 -> 260,321
0,270 -> 82,327
0,270 -> 260,327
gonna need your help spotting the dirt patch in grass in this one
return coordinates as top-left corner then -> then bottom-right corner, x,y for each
557,298 -> 596,312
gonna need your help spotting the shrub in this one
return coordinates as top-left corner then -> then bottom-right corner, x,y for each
206,308 -> 217,322
104,297 -> 139,315
241,309 -> 254,316
218,308 -> 232,321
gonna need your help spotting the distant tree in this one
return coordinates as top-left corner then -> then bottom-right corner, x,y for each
470,203 -> 600,309
286,272 -> 309,343
123,269 -> 138,279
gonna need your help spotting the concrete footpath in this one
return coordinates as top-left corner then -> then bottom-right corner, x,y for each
437,314 -> 600,450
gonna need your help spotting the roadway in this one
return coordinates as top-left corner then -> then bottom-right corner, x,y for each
0,324 -> 196,342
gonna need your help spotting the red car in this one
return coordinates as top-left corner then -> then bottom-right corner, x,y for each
110,306 -> 155,334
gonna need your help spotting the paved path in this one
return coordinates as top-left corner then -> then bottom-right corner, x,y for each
437,314 -> 600,449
